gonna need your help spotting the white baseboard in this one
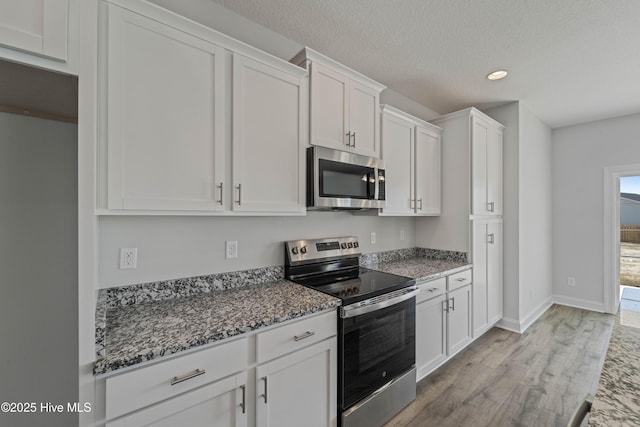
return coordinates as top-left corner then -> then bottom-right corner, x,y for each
495,316 -> 521,333
495,297 -> 554,334
552,295 -> 605,313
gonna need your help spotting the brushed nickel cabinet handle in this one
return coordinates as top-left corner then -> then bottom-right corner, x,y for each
236,184 -> 242,205
456,278 -> 466,282
294,331 -> 315,341
352,131 -> 356,147
487,201 -> 495,212
417,198 -> 423,210
443,299 -> 449,312
217,182 -> 223,205
170,368 -> 205,386
488,233 -> 495,244
450,297 -> 455,311
260,376 -> 268,403
410,199 -> 415,209
240,385 -> 246,414
346,131 -> 352,146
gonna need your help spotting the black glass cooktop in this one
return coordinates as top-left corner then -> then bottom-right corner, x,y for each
294,267 -> 415,305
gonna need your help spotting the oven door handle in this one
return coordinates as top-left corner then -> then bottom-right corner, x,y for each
340,287 -> 419,319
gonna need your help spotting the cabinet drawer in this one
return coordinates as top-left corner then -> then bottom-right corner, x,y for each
256,310 -> 336,363
416,277 -> 446,303
106,337 -> 248,420
448,269 -> 472,291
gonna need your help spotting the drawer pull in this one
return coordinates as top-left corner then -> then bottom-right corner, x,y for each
456,278 -> 466,282
428,287 -> 436,293
294,331 -> 316,341
170,368 -> 206,386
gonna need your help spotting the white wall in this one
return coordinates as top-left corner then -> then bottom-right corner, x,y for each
485,102 -> 553,329
99,213 -> 415,288
552,112 -> 640,310
0,112 -> 78,427
518,104 -> 553,319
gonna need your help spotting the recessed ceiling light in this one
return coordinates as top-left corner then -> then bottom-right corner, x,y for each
487,70 -> 508,81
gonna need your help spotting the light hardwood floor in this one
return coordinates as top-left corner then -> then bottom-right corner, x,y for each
386,305 -> 615,427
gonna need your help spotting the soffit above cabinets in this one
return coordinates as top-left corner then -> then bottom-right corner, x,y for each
0,59 -> 78,123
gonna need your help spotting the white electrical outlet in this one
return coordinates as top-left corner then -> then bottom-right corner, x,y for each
119,248 -> 137,269
370,232 -> 376,244
568,276 -> 576,287
226,241 -> 238,259
400,230 -> 405,241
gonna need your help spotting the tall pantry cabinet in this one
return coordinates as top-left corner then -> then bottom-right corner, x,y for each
420,108 -> 504,338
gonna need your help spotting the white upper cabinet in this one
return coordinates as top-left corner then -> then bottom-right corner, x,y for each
104,5 -> 226,212
0,0 -> 78,74
232,54 -> 306,213
380,110 -> 414,215
292,47 -> 385,158
415,124 -> 442,215
472,117 -> 503,216
380,105 -> 442,216
99,1 -> 308,215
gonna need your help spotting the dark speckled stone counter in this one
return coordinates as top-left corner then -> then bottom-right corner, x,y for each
589,289 -> 640,426
94,279 -> 340,375
367,257 -> 471,282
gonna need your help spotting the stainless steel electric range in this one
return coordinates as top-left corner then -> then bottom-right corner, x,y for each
284,236 -> 418,427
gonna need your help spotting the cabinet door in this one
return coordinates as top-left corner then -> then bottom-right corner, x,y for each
105,6 -> 226,211
256,339 -> 337,427
349,81 -> 380,157
106,373 -> 248,427
415,125 -> 441,215
447,285 -> 472,356
232,54 -> 305,213
487,221 -> 503,325
486,127 -> 503,215
0,0 -> 68,61
472,221 -> 488,337
471,119 -> 489,216
416,294 -> 447,380
309,62 -> 350,151
380,112 -> 414,215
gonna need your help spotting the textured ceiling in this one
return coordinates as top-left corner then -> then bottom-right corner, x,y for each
209,0 -> 640,128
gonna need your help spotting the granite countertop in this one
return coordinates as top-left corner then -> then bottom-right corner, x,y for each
589,288 -> 640,426
368,257 -> 471,282
94,279 -> 340,375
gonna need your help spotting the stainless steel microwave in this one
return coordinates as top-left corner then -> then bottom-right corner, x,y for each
307,146 -> 385,210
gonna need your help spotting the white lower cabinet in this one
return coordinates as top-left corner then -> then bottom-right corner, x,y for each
416,270 -> 473,381
446,283 -> 472,356
416,279 -> 447,380
106,372 -> 248,427
255,339 -> 336,427
104,311 -> 337,427
472,218 -> 503,337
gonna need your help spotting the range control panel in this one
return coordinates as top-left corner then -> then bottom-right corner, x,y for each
285,236 -> 361,265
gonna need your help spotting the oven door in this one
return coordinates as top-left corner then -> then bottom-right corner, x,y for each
339,289 -> 417,410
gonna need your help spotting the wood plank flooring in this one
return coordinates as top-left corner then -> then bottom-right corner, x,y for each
385,305 -> 615,427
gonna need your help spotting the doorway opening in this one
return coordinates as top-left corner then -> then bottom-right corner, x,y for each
620,176 -> 640,288
604,166 -> 640,314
